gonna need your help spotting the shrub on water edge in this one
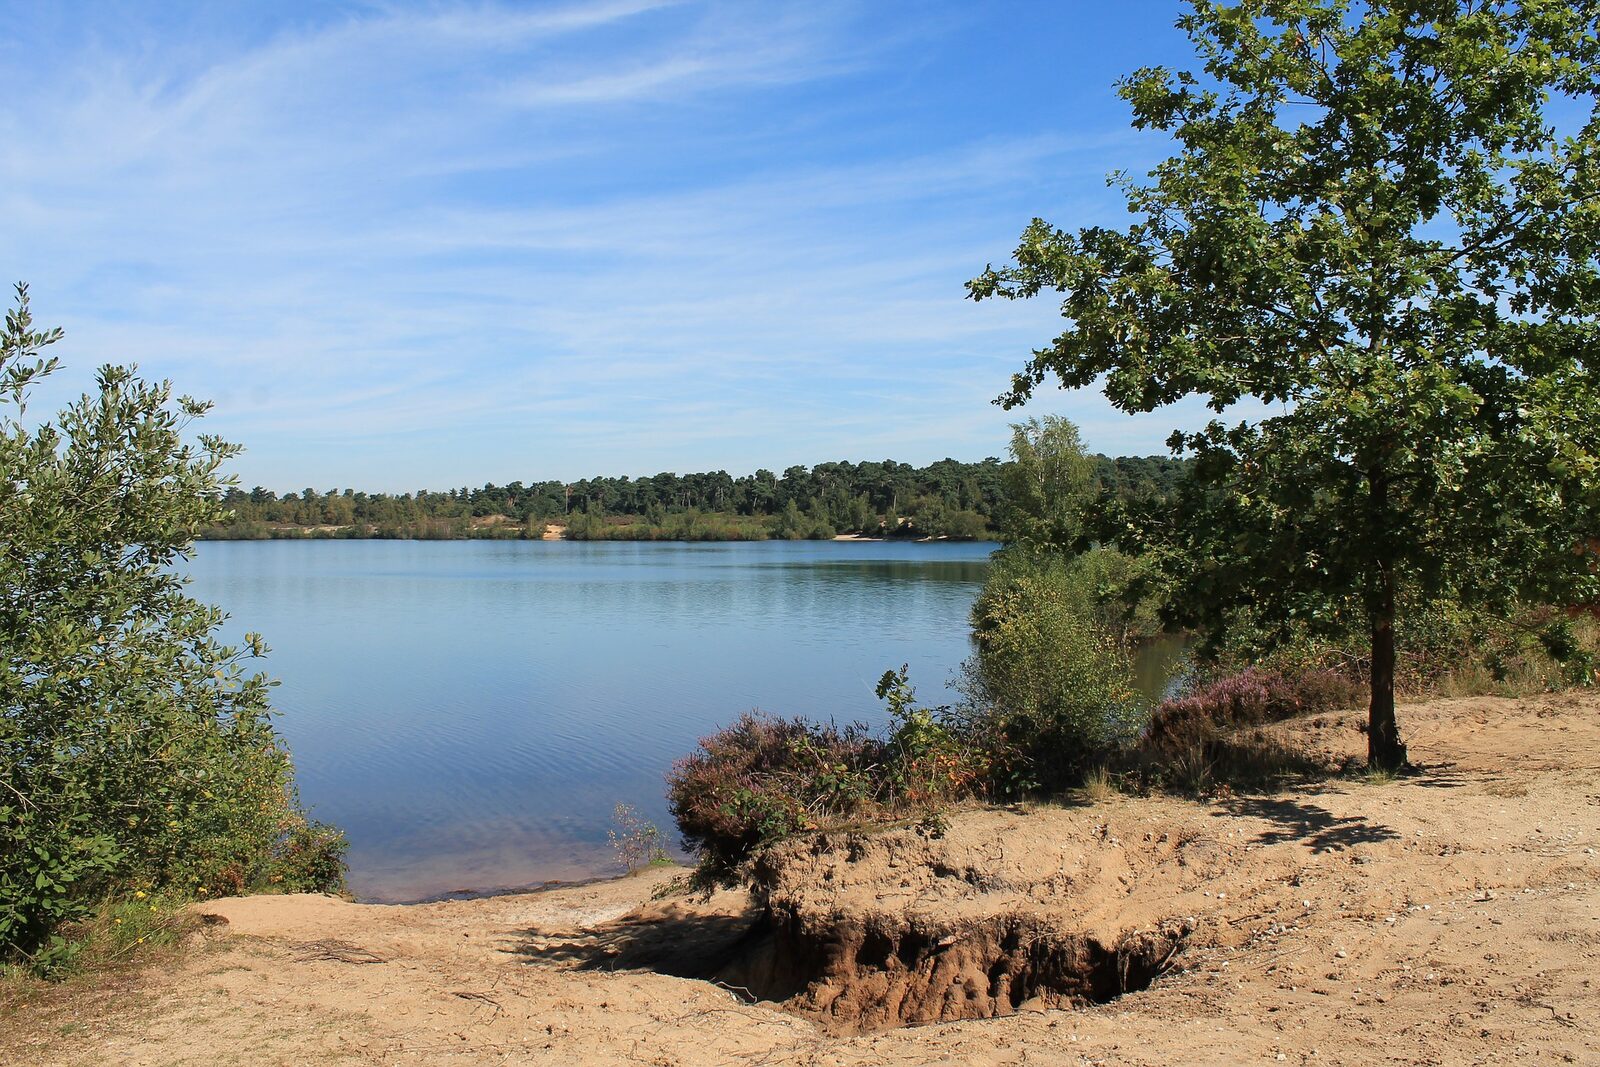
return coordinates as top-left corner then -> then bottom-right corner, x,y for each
962,551 -> 1147,793
876,666 -> 992,810
668,673 -> 1018,886
265,818 -> 350,895
1,287 -> 345,973
608,803 -> 670,874
667,713 -> 884,886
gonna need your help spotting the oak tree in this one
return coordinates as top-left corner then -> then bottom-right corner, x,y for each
970,0 -> 1600,768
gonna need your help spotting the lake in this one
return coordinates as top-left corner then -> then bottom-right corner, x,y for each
184,539 -> 999,901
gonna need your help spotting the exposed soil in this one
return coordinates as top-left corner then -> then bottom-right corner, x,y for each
6,691 -> 1599,1065
718,909 -> 1189,1032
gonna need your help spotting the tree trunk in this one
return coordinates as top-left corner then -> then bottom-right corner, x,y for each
1368,562 -> 1407,770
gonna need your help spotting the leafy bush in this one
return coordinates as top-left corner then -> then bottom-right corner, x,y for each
1206,599 -> 1597,701
264,819 -> 350,895
1,286 -> 344,969
962,551 -> 1146,792
1065,546 -> 1165,646
877,667 -> 991,809
1391,605 -> 1597,695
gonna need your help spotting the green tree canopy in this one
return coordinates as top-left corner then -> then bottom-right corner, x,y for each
1,286 -> 342,966
970,0 -> 1600,768
999,416 -> 1099,551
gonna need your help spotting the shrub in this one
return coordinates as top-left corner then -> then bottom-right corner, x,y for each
265,818 -> 350,895
1392,604 -> 1597,695
667,714 -> 883,885
1206,599 -> 1597,702
1145,668 -> 1360,744
608,804 -> 669,874
1,286 -> 344,969
666,674 -> 1004,886
962,551 -> 1146,792
877,667 -> 991,808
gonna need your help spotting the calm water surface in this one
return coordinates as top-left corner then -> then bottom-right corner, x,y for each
184,539 -> 998,901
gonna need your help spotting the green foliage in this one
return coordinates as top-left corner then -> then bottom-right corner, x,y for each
1212,600 -> 1599,696
11,890 -> 195,982
998,416 -> 1097,551
564,509 -> 773,542
266,820 -> 350,895
197,453 -> 1188,544
962,551 -> 1147,792
204,457 -> 1020,540
971,0 -> 1600,768
1064,545 -> 1166,646
876,666 -> 990,808
0,286 -> 344,969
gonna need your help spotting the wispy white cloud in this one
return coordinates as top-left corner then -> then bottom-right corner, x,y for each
496,57 -> 717,107
2,0 -> 1178,489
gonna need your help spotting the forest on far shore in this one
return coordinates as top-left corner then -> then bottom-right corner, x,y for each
199,453 -> 1191,542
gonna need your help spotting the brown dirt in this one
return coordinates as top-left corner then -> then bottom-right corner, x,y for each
6,691 -> 1599,1065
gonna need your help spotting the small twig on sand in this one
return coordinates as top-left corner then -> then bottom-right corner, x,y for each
712,979 -> 757,1003
452,990 -> 504,1016
291,939 -> 387,965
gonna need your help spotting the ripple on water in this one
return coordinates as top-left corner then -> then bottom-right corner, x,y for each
187,539 -> 1004,899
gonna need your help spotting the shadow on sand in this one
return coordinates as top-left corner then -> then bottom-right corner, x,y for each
505,905 -> 759,980
1214,795 -> 1400,852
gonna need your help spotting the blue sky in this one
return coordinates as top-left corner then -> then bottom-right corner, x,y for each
3,0 -> 1218,491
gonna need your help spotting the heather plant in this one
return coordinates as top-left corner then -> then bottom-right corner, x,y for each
1209,600 -> 1597,700
1137,665 -> 1365,793
666,668 -> 1013,885
0,286 -> 345,971
667,713 -> 885,885
1146,668 -> 1362,741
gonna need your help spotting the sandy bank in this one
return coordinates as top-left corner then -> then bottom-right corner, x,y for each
9,691 -> 1598,1065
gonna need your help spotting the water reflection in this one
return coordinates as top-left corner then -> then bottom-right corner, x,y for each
183,539 -> 1193,901
1132,634 -> 1192,703
184,539 -> 994,901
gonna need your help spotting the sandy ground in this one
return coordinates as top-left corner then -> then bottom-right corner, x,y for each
6,691 -> 1599,1066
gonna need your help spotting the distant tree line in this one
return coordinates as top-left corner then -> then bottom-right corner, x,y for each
200,455 -> 1192,541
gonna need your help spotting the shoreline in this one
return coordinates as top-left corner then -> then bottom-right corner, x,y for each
195,526 -> 998,545
12,690 -> 1597,1064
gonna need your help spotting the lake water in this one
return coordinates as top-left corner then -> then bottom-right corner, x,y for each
184,539 -> 998,901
